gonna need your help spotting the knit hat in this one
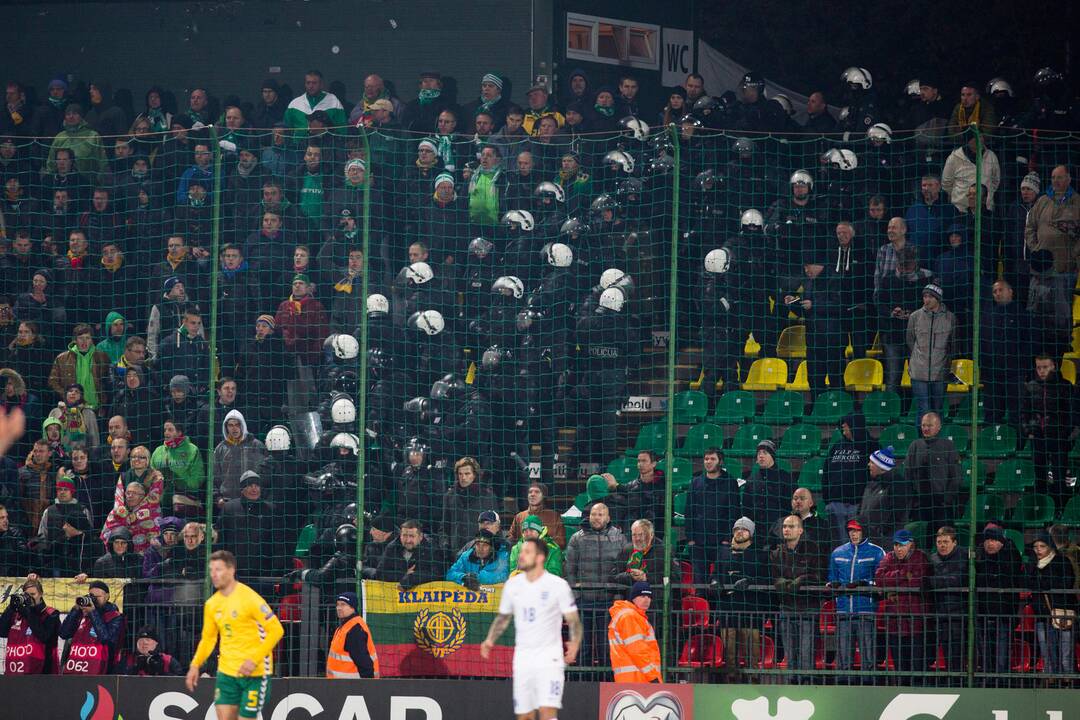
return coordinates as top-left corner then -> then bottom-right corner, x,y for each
292,273 -> 311,285
344,158 -> 366,174
756,439 -> 777,459
1020,173 -> 1041,193
256,314 -> 276,330
892,529 -> 914,545
65,103 -> 84,116
981,526 -> 1005,542
367,513 -> 397,533
88,580 -> 109,595
239,470 -> 261,489
261,79 -> 280,92
434,172 -> 455,190
419,71 -> 442,80
733,516 -> 756,537
49,77 -> 68,91
922,283 -> 944,301
629,581 -> 653,601
481,73 -> 504,90
869,446 -> 896,472
159,516 -> 183,533
474,529 -> 495,544
56,475 -> 76,493
478,510 -> 500,525
33,268 -> 53,285
162,276 -> 182,294
1032,529 -> 1053,548
846,518 -> 864,532
522,514 -> 544,534
417,138 -> 438,153
336,591 -> 359,611
136,625 -> 160,642
169,375 -> 191,393
527,84 -> 549,96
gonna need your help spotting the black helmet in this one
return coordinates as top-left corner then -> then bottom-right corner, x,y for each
334,523 -> 358,553
692,95 -> 719,117
559,217 -> 589,239
739,70 -> 765,91
1033,67 -> 1065,89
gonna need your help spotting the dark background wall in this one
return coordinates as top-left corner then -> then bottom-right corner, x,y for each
1,0 -> 553,116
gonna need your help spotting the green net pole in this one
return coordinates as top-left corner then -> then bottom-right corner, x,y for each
965,126 -> 984,688
660,124 -> 681,673
203,125 -> 224,597
354,127 -> 373,592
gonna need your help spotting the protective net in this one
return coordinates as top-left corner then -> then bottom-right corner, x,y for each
0,106 -> 1078,685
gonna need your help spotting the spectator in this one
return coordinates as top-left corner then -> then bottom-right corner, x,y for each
942,137 -> 1001,212
47,324 -> 110,411
284,70 -> 346,133
18,438 -> 53,531
462,73 -> 511,131
685,447 -> 741,582
802,91 -> 836,132
446,529 -> 510,590
523,85 -> 564,136
47,383 -> 100,452
0,503 -> 30,574
507,481 -> 566,549
904,411 -> 963,528
979,280 -> 1032,424
275,273 -> 329,367
467,145 -> 507,228
1050,525 -> 1080,581
613,519 -> 677,602
109,365 -> 155,443
145,276 -> 190,364
90,526 -> 144,579
858,447 -> 913,544
234,315 -> 292,433
44,104 -> 108,182
874,529 -> 931,678
118,625 -> 184,676
33,472 -> 93,576
769,488 -> 826,560
744,440 -> 796,527
974,524 -> 1022,682
212,409 -> 269,504
0,577 -> 60,674
217,471 -> 284,588
876,246 -> 934,391
606,450 -> 667,533
1021,355 -> 1078,503
163,375 -> 202,445
827,518 -> 885,682
150,419 -> 205,517
906,283 -> 954,425
904,175 -> 957,259
821,414 -> 872,543
947,82 -> 999,138
1029,530 -> 1077,678
440,456 -> 499,554
1024,166 -> 1079,353
58,579 -> 124,674
101,474 -> 162,556
509,514 -> 563,577
142,515 -> 183,587
4,321 -> 51,400
371,519 -> 444,588
712,516 -> 770,680
564,502 -> 629,667
927,526 -> 967,680
770,514 -> 821,683
157,305 -> 213,395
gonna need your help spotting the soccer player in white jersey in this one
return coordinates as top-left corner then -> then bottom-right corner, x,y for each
481,537 -> 582,720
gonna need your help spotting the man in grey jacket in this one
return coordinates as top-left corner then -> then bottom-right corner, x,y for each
903,412 -> 963,529
906,283 -> 955,425
564,502 -> 630,669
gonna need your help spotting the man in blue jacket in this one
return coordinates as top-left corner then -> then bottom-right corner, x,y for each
827,518 -> 885,683
446,529 -> 509,590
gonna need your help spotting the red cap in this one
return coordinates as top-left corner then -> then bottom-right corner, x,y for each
56,476 -> 76,493
845,518 -> 864,531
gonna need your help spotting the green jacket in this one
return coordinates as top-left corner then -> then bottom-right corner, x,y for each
45,120 -> 108,180
151,437 -> 206,507
509,528 -> 564,577
97,311 -> 128,364
468,168 -> 503,226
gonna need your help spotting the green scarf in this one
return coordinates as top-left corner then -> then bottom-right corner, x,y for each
478,94 -> 502,113
435,134 -> 454,167
418,88 -> 441,106
48,96 -> 67,110
147,107 -> 167,133
306,92 -> 327,111
594,104 -> 614,117
71,342 -> 100,408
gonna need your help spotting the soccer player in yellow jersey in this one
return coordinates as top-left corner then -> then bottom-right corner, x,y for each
186,550 -> 285,720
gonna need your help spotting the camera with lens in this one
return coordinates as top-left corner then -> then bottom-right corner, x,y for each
75,594 -> 94,609
9,592 -> 31,608
136,651 -> 165,675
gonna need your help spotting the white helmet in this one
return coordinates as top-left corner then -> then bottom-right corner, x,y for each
867,123 -> 892,143
599,268 -> 630,290
265,425 -> 291,451
905,79 -> 921,98
502,210 -> 535,232
841,67 -> 872,90
534,181 -> 566,203
598,287 -> 625,312
405,261 -> 433,285
492,275 -> 525,299
604,150 -> 635,174
620,116 -> 650,141
704,248 -> 731,274
330,432 -> 360,455
771,93 -> 794,117
367,293 -> 389,316
823,148 -> 858,171
331,333 -> 359,359
986,77 -> 1014,97
789,170 -> 814,189
410,309 -> 445,336
545,242 -> 573,268
740,209 -> 764,231
331,395 -> 357,424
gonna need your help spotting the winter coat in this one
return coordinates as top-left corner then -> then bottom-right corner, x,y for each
84,82 -> 128,138
565,523 -> 631,602
743,464 -> 796,527
508,508 -> 567,549
440,481 -> 499,554
712,540 -> 771,611
904,435 -> 962,506
372,537 -> 444,587
875,548 -> 930,635
1021,371 -> 1077,440
906,305 -> 955,382
606,474 -> 667,535
770,540 -> 822,611
45,120 -> 108,180
509,529 -> 564,577
979,299 -> 1032,377
1024,188 -> 1080,273
975,541 -> 1023,617
96,312 -> 129,364
0,526 -> 29,575
17,452 -> 53,531
942,144 -> 1001,212
156,327 -> 213,393
927,547 -> 967,613
93,547 -> 145,579
858,470 -> 914,544
685,470 -> 742,550
1030,552 -> 1079,617
822,413 -> 872,506
47,343 -> 111,407
903,195 -> 958,258
608,599 -> 662,683
212,410 -> 269,502
150,436 -> 205,507
828,538 -> 886,614
446,543 -> 510,586
275,295 -> 330,365
217,497 -> 285,578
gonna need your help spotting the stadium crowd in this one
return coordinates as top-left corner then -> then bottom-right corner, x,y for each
0,62 -> 1078,682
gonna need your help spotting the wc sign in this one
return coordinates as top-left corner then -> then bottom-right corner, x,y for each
661,28 -> 694,86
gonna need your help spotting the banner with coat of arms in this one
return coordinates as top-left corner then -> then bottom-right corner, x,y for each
363,580 -> 514,677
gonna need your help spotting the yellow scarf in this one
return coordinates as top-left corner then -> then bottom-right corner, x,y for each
957,101 -> 981,129
286,294 -> 303,314
166,248 -> 189,269
101,254 -> 123,272
334,275 -> 356,293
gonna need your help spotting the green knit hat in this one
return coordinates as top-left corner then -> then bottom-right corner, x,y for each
522,515 -> 544,534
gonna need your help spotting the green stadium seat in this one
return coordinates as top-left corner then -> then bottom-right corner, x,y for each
759,390 -> 805,425
626,421 -> 668,456
607,456 -> 637,483
586,474 -> 609,501
658,457 -> 693,492
862,390 -> 902,425
729,423 -> 773,458
778,423 -> 821,459
961,458 -> 985,488
988,459 -> 1036,493
672,390 -> 709,425
939,424 -> 970,453
977,424 -> 1018,459
826,427 -> 843,451
949,394 -> 986,424
294,523 -> 317,558
1009,493 -> 1056,528
808,391 -> 854,426
878,424 -> 915,457
1059,495 -> 1080,526
957,494 -> 1005,525
798,456 -> 825,492
673,492 -> 688,526
710,390 -> 756,424
904,521 -> 931,550
742,358 -> 788,391
678,422 -> 725,458
1003,529 -> 1027,560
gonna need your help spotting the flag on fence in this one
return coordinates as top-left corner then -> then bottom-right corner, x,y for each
363,580 -> 514,677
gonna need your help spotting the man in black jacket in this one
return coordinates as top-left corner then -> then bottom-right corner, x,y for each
217,471 -> 285,593
0,577 -> 61,674
372,519 -> 444,588
980,280 -> 1032,424
744,440 -> 796,529
821,413 -> 872,544
685,448 -> 741,583
0,503 -> 29,574
927,526 -> 967,683
1021,356 -> 1078,504
712,516 -> 770,680
974,524 -> 1022,682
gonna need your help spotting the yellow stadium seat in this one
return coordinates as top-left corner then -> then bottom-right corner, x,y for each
901,360 -> 911,389
947,358 -> 976,393
742,358 -> 788,391
866,333 -> 883,358
776,325 -> 807,359
844,358 -> 885,392
1062,358 -> 1077,385
1073,291 -> 1080,325
785,360 -> 832,391
744,333 -> 761,356
1067,327 -> 1080,360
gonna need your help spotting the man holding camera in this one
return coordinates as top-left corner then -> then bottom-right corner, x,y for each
0,577 -> 60,674
58,580 -> 125,674
119,625 -> 184,675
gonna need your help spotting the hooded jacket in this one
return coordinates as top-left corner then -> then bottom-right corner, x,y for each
508,526 -> 564,576
446,542 -> 510,585
150,434 -> 205,506
875,547 -> 930,635
156,325 -> 213,394
903,191 -> 958,258
96,312 -> 128,364
93,527 -> 145,578
45,119 -> 109,180
822,413 -> 871,506
565,522 -> 630,602
1021,370 -> 1077,439
941,143 -> 1001,212
906,304 -> 955,382
212,410 -> 269,502
904,432 -> 962,505
827,537 -> 885,613
85,80 -> 129,138
927,545 -> 967,613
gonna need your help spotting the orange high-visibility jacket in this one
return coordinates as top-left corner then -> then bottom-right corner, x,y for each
327,614 -> 380,679
607,599 -> 662,683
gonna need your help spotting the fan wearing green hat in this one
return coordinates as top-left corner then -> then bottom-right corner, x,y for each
509,515 -> 563,577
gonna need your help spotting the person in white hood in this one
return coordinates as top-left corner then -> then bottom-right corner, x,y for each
212,409 -> 269,504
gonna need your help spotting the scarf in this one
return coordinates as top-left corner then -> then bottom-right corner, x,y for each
835,245 -> 852,273
594,103 -> 615,117
166,246 -> 189,269
66,248 -> 86,270
220,259 -> 248,280
558,168 -> 578,185
48,96 -> 66,110
435,134 -> 454,167
334,276 -> 356,294
71,343 -> 100,408
188,194 -> 206,207
956,101 -> 981,130
626,542 -> 652,571
164,433 -> 186,449
416,156 -> 437,170
478,94 -> 502,114
101,253 -> 123,272
361,90 -> 391,112
15,334 -> 34,347
146,107 -> 167,132
1037,551 -> 1056,570
418,88 -> 441,106
285,294 -> 303,315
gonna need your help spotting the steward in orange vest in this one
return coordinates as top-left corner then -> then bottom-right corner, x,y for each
607,581 -> 662,683
326,591 -> 379,679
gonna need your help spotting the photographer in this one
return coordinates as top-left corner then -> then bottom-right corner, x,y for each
118,625 -> 183,676
58,580 -> 125,675
0,577 -> 60,674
